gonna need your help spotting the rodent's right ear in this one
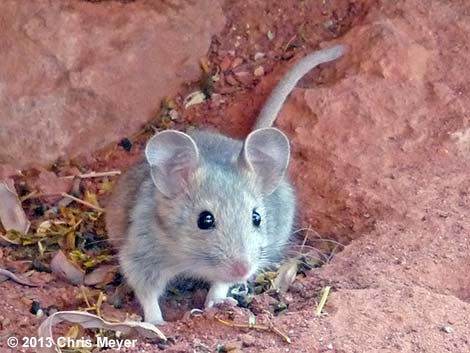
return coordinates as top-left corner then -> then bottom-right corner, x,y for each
145,130 -> 199,197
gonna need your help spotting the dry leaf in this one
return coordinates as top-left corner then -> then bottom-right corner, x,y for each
184,90 -> 206,109
108,283 -> 132,308
84,265 -> 118,287
0,268 -> 41,287
65,323 -> 81,340
84,191 -> 100,208
0,179 -> 30,233
272,259 -> 298,293
37,311 -> 166,353
0,231 -> 21,245
64,230 -> 76,251
50,250 -> 85,285
36,220 -> 67,234
98,181 -> 113,194
69,249 -> 110,268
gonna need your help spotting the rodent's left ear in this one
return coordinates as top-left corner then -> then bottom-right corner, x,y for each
239,127 -> 290,194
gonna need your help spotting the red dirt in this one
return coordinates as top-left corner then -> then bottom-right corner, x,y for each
1,0 -> 470,352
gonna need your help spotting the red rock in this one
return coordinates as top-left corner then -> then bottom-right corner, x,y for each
233,71 -> 254,86
225,74 -> 240,87
275,0 -> 470,243
220,56 -> 233,71
0,0 -> 225,168
0,164 -> 20,180
231,57 -> 244,69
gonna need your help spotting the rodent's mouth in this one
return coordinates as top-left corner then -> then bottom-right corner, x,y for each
196,264 -> 257,284
224,275 -> 250,283
220,269 -> 256,283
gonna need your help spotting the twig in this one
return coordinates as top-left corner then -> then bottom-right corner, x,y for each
96,291 -> 105,318
80,286 -> 92,308
327,244 -> 339,262
299,225 -> 311,253
315,286 -> 331,316
283,34 -> 298,51
216,317 -> 291,344
61,170 -> 121,179
271,326 -> 291,343
72,219 -> 83,230
20,190 -> 39,202
60,193 -> 104,212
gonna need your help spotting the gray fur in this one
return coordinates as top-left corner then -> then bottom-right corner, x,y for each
105,45 -> 345,323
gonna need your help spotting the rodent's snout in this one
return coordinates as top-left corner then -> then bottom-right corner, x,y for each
228,260 -> 251,280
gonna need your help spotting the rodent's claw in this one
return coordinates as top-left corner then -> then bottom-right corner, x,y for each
205,296 -> 238,309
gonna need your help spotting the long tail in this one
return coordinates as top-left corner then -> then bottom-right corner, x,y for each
254,44 -> 346,129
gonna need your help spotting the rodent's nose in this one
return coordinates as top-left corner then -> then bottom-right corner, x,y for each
229,260 -> 250,279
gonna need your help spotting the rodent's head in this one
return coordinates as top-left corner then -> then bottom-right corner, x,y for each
145,128 -> 290,283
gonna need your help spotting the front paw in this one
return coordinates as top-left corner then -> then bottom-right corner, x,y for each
205,296 -> 238,309
144,308 -> 166,325
146,317 -> 166,325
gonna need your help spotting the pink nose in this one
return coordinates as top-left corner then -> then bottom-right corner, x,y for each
229,260 -> 250,279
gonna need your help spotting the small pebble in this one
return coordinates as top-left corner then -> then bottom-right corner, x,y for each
323,20 -> 335,30
36,308 -> 45,318
254,66 -> 265,77
231,57 -> 244,69
225,74 -> 239,86
21,297 -> 33,307
1,318 -> 11,329
30,300 -> 41,315
168,109 -> 179,121
118,138 -> 132,152
19,317 -> 30,327
233,71 -> 253,85
222,341 -> 242,352
220,56 -> 232,71
241,334 -> 256,347
442,326 -> 454,333
45,305 -> 60,316
254,52 -> 265,61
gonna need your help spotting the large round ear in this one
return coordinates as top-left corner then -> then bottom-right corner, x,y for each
238,128 -> 290,194
145,130 -> 199,197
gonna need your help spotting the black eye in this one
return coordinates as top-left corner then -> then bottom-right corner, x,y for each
198,211 -> 215,229
252,209 -> 261,227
